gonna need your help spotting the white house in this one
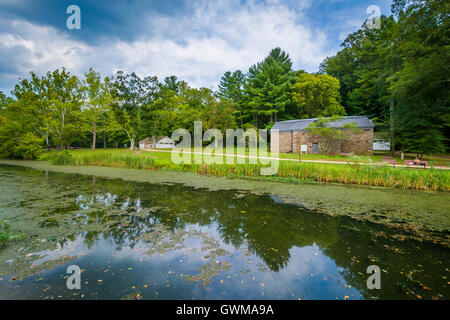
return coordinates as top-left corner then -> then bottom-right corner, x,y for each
139,136 -> 175,149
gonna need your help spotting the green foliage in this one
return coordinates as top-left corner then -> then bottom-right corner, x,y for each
13,133 -> 44,160
243,48 -> 293,127
50,150 -> 76,165
305,116 -> 360,154
0,5 -> 447,159
218,70 -> 246,127
321,0 -> 448,153
291,73 -> 346,118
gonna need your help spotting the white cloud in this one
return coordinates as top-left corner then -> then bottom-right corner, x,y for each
0,0 -> 334,93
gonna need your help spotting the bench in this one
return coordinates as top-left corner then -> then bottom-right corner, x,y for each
405,160 -> 429,168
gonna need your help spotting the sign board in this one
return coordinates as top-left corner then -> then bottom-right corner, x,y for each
373,139 -> 390,151
300,145 -> 308,154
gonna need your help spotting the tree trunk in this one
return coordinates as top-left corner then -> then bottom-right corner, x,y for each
390,99 -> 395,156
240,112 -> 244,129
103,133 -> 107,149
130,136 -> 135,151
114,139 -> 119,149
92,123 -> 97,151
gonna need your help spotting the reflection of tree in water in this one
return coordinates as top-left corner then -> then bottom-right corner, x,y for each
6,167 -> 449,299
58,175 -> 340,272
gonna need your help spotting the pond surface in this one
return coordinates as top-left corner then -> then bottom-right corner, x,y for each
0,164 -> 449,300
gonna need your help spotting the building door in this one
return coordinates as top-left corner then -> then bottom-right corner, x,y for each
312,143 -> 319,154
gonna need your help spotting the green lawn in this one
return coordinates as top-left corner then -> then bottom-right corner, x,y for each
147,147 -> 449,167
39,149 -> 450,191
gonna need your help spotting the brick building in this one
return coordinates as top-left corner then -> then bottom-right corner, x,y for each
270,116 -> 375,154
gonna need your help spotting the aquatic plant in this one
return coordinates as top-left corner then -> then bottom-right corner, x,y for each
0,220 -> 25,248
41,150 -> 450,192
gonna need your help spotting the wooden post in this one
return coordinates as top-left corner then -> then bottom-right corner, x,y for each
390,99 -> 395,156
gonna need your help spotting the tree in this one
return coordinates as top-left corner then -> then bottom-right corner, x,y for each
163,75 -> 181,93
291,73 -> 345,118
12,73 -> 53,149
203,99 -> 237,132
388,0 -> 449,154
218,70 -> 246,128
244,48 -> 293,129
111,72 -> 159,150
81,68 -> 112,150
305,116 -> 360,154
46,68 -> 83,150
0,96 -> 44,159
320,0 -> 449,154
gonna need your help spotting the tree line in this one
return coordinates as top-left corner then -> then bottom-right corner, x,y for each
320,0 -> 448,155
0,0 -> 447,159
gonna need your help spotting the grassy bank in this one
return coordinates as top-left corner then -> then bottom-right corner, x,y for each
39,149 -> 450,191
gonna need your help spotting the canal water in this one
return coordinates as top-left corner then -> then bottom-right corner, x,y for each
0,164 -> 448,300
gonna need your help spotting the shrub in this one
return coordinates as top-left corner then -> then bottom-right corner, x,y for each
51,150 -> 76,165
12,133 -> 44,160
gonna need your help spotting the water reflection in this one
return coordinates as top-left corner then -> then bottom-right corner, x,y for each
0,165 -> 449,300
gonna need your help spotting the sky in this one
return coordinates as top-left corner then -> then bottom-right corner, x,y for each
0,0 -> 393,95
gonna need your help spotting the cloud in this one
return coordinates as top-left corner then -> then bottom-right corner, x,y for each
0,0 -> 334,94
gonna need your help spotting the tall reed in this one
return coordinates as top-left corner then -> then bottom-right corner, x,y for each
44,150 -> 450,191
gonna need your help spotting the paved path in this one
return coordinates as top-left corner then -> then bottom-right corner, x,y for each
142,149 -> 450,170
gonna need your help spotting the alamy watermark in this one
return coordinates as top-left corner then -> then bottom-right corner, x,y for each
66,265 -> 81,290
66,5 -> 81,30
170,121 -> 280,176
366,5 -> 381,30
367,265 -> 381,289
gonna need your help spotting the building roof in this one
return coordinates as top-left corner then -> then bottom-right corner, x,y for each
270,116 -> 375,132
139,136 -> 171,144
